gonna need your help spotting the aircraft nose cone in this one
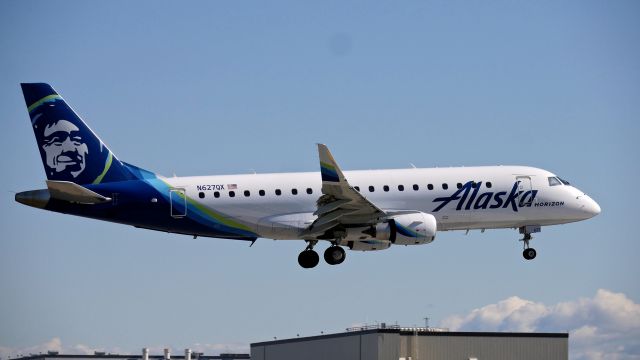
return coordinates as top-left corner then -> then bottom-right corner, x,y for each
583,196 -> 601,218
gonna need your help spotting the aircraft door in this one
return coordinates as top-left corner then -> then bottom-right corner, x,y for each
170,188 -> 187,218
516,176 -> 533,207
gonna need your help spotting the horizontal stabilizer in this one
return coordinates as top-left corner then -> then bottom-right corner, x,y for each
46,180 -> 112,204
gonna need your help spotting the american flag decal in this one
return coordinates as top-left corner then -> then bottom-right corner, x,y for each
227,184 -> 238,190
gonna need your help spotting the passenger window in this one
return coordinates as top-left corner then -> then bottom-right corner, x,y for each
229,191 -> 236,197
486,182 -> 492,188
198,192 -> 205,199
244,190 -> 250,197
259,190 -> 265,196
427,184 -> 433,190
368,186 -> 375,192
383,185 -> 389,192
548,177 -> 561,186
413,184 -> 419,191
275,189 -> 282,196
306,188 -> 313,194
457,183 -> 462,189
292,188 -> 298,195
442,183 -> 448,190
398,185 -> 404,191
214,191 -> 220,198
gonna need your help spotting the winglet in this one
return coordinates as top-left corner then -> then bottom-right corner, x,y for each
305,144 -> 386,237
318,144 -> 345,183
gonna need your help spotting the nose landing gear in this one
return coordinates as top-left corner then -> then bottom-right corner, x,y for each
519,226 -> 541,260
520,231 -> 537,260
523,247 -> 537,260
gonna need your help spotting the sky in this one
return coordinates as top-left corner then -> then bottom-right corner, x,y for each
0,0 -> 639,359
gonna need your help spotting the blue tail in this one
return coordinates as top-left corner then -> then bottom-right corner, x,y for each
21,83 -> 136,184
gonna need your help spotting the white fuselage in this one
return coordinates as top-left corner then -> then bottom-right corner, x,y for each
162,165 -> 600,241
17,83 -> 602,266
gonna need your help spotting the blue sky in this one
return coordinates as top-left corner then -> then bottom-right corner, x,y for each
1,0 -> 639,358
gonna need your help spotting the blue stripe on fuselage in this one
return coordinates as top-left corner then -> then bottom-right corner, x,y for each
43,179 -> 256,240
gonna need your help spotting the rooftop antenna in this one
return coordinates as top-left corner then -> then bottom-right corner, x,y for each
424,317 -> 430,328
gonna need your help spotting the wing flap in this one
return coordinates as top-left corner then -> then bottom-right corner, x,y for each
313,208 -> 360,227
300,220 -> 339,237
314,199 -> 351,216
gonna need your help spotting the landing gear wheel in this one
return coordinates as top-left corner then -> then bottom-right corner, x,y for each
523,248 -> 537,260
324,246 -> 346,265
298,250 -> 320,268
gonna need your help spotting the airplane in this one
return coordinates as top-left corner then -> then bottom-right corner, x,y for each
15,83 -> 601,268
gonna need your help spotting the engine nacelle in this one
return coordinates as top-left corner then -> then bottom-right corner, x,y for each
376,212 -> 437,245
339,212 -> 437,251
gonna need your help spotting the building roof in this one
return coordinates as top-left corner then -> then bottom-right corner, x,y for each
251,328 -> 569,347
9,354 -> 249,360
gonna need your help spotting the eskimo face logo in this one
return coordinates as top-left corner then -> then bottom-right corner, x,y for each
41,119 -> 89,178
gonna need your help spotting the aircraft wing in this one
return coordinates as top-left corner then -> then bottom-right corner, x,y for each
300,144 -> 386,238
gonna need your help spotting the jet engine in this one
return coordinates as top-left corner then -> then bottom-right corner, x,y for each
343,212 -> 437,250
376,212 -> 437,245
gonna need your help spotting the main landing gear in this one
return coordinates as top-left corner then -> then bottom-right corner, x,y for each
298,241 -> 319,269
324,245 -> 346,265
298,241 -> 346,268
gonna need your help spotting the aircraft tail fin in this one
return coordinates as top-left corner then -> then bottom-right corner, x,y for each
20,83 -> 136,184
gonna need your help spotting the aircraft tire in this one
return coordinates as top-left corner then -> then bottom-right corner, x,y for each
324,246 -> 346,265
298,250 -> 320,268
523,248 -> 537,260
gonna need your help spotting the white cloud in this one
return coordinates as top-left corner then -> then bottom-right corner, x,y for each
441,289 -> 640,360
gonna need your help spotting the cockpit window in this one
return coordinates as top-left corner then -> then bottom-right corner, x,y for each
548,177 -> 562,186
559,178 -> 570,185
